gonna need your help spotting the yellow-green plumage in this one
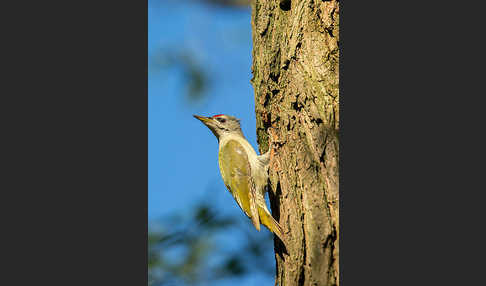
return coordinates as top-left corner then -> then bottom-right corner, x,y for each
219,139 -> 284,242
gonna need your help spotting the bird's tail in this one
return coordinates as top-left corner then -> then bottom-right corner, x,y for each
258,206 -> 286,246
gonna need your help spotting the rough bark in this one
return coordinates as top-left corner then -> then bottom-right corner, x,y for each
250,0 -> 339,285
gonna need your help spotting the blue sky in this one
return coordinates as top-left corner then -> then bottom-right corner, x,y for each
149,1 -> 258,220
149,1 -> 274,285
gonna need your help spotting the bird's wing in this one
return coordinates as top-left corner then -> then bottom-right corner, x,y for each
219,139 -> 260,231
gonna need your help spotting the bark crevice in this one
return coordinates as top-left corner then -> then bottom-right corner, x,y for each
251,0 -> 339,285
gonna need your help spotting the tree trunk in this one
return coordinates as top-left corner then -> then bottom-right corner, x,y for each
250,0 -> 339,285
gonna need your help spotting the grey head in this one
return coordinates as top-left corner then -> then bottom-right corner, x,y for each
193,114 -> 243,140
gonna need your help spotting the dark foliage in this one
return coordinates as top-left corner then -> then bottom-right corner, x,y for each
149,201 -> 275,286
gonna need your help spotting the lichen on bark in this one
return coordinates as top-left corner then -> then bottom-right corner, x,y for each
250,0 -> 339,285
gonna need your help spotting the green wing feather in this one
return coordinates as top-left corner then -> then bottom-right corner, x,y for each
219,140 -> 260,231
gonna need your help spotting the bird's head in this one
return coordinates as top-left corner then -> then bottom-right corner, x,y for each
193,114 -> 243,139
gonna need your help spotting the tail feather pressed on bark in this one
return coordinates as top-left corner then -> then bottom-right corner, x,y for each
258,206 -> 285,246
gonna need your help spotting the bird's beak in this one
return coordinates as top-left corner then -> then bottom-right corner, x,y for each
193,114 -> 212,124
194,114 -> 220,139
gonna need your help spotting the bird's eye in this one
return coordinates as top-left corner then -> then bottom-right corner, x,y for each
216,117 -> 226,123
